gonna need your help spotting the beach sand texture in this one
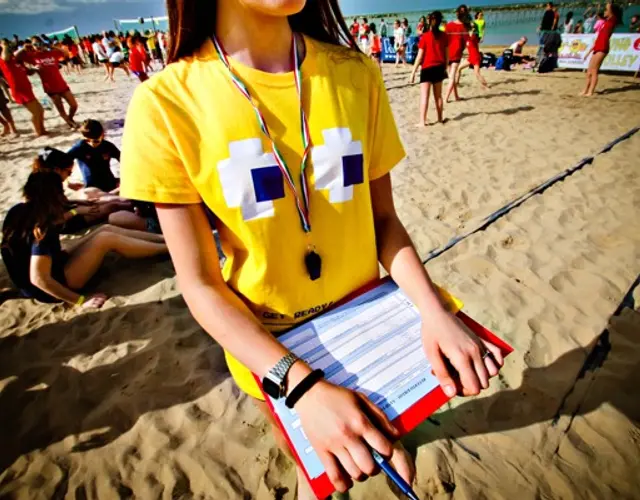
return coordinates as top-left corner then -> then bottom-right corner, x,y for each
1,66 -> 639,499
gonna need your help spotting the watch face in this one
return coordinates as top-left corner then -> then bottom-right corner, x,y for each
262,377 -> 281,399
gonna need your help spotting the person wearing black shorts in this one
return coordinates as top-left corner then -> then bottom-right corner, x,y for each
410,11 -> 449,125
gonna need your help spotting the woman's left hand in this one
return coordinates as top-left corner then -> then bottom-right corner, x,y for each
421,311 -> 504,397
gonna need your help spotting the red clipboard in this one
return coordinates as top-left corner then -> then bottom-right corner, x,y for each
253,279 -> 513,499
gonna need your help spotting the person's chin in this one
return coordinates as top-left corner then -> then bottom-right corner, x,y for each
249,0 -> 307,17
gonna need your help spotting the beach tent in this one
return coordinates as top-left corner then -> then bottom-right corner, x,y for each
115,16 -> 169,34
45,26 -> 81,42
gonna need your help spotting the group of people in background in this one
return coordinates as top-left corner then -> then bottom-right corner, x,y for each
0,29 -> 166,137
1,118 -> 167,308
402,5 -> 487,126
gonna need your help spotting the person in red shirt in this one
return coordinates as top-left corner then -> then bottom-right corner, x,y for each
350,19 -> 360,44
410,11 -> 449,125
82,37 -> 95,65
368,23 -> 382,69
20,37 -> 79,129
456,22 -> 488,90
444,5 -> 470,103
67,40 -> 83,74
580,2 -> 622,96
128,35 -> 149,82
0,39 -> 46,136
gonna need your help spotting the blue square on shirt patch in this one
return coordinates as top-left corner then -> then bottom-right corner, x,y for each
342,154 -> 364,187
252,166 -> 285,202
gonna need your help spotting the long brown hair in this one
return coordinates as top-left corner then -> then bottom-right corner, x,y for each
167,0 -> 356,63
1,171 -> 66,251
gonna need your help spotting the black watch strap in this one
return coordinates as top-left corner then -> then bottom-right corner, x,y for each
285,369 -> 325,409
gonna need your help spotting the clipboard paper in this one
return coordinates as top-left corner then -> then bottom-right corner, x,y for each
253,280 -> 513,499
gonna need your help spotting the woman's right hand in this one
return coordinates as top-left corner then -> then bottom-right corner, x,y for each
81,293 -> 108,309
409,72 -> 416,84
294,381 -> 412,493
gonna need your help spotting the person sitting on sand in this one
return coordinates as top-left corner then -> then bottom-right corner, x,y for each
68,119 -> 121,196
1,171 -> 167,308
32,147 -> 138,233
0,39 -> 46,136
120,0 -> 505,497
410,11 -> 449,125
581,2 -> 622,97
19,36 -> 79,129
509,37 -> 534,64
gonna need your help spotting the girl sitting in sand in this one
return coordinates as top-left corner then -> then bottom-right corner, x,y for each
33,147 -> 151,234
410,11 -> 449,125
581,2 -> 622,97
1,171 -> 167,308
120,0 -> 504,498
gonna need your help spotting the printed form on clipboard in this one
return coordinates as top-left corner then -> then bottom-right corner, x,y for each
256,280 -> 513,499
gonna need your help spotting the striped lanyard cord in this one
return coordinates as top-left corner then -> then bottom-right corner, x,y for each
212,33 -> 312,233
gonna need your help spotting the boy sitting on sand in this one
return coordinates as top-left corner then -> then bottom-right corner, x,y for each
67,119 -> 121,199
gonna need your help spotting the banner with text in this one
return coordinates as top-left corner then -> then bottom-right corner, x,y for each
558,33 -> 640,72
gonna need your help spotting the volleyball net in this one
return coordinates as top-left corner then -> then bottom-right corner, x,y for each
114,16 -> 169,34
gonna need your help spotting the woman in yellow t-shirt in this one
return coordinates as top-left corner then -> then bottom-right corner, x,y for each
120,0 -> 504,497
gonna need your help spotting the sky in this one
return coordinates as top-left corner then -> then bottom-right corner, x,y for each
0,0 -> 542,39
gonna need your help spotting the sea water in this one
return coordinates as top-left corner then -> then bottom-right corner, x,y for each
350,4 -> 640,47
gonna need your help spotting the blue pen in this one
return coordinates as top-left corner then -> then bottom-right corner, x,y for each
370,448 -> 420,500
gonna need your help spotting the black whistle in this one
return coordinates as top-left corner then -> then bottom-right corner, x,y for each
305,251 -> 322,281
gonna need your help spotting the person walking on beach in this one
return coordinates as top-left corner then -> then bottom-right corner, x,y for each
445,5 -> 470,103
107,46 -> 131,81
394,19 -> 407,67
120,0 -> 505,498
20,36 -> 79,129
0,39 -> 46,136
359,18 -> 370,53
580,2 -> 622,97
92,35 -> 110,77
456,20 -> 488,90
128,35 -> 150,82
1,170 -> 167,308
410,11 -> 448,125
369,23 -> 382,67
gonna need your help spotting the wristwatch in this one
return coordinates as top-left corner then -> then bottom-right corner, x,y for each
262,352 -> 299,399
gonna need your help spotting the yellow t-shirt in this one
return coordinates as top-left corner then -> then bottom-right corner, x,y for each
120,35 -> 405,397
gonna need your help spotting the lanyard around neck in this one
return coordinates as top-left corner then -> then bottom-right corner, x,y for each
212,33 -> 312,233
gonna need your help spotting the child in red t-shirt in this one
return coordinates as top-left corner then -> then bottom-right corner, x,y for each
128,35 -> 150,82
456,22 -> 488,90
368,23 -> 382,69
20,37 -> 79,129
0,39 -> 46,136
410,11 -> 448,125
580,2 -> 621,96
444,5 -> 470,103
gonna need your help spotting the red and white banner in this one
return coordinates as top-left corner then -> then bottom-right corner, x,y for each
558,33 -> 640,72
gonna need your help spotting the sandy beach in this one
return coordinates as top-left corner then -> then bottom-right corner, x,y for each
1,64 -> 639,499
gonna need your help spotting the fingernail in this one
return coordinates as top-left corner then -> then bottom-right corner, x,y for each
444,385 -> 456,397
